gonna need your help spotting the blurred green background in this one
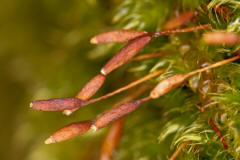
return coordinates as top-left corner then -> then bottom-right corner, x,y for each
0,0 -> 122,159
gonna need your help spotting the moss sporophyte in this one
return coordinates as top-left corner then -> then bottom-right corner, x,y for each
30,4 -> 240,159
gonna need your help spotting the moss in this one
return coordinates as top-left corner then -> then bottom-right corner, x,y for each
95,0 -> 240,159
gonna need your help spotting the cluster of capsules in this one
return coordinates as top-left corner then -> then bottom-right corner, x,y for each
30,8 -> 240,160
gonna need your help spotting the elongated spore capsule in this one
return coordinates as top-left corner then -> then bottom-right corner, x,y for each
150,55 -> 240,99
150,74 -> 188,99
93,85 -> 149,131
76,74 -> 106,100
101,36 -> 152,75
203,31 -> 240,46
30,97 -> 87,111
162,10 -> 196,30
64,70 -> 156,116
45,121 -> 91,144
63,74 -> 106,115
90,30 -> 147,44
93,98 -> 148,130
99,118 -> 124,160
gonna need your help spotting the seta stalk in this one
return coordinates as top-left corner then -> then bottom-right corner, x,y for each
209,119 -> 228,149
169,141 -> 190,160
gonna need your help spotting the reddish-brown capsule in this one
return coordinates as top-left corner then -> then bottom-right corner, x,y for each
162,10 -> 196,30
203,31 -> 240,46
64,74 -> 106,115
30,97 -> 87,111
150,55 -> 240,99
90,30 -> 147,44
150,74 -> 188,99
99,118 -> 124,160
76,74 -> 106,100
45,121 -> 91,144
101,36 -> 152,75
93,99 -> 146,130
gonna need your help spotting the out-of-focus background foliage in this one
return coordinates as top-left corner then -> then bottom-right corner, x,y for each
0,1 -> 123,159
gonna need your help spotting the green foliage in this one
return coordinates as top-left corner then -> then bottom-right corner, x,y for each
103,0 -> 240,159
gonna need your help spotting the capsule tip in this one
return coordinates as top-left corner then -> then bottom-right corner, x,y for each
100,68 -> 107,76
44,136 -> 55,144
90,125 -> 98,132
150,91 -> 159,99
62,110 -> 73,116
90,37 -> 98,44
29,102 -> 33,108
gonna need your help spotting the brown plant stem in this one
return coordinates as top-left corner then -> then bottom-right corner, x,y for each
186,55 -> 240,77
169,141 -> 190,160
88,69 -> 165,104
112,85 -> 151,108
132,52 -> 169,61
209,119 -> 228,149
152,24 -> 211,37
92,24 -> 211,45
